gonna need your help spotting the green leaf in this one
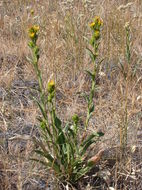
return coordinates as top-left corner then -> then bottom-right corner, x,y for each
40,121 -> 46,131
66,143 -> 70,164
98,58 -> 104,66
68,127 -> 75,138
72,157 -> 83,168
80,139 -> 95,156
65,136 -> 75,161
74,166 -> 91,181
86,48 -> 96,62
55,116 -> 62,130
40,121 -> 52,138
28,41 -> 34,48
33,97 -> 47,120
81,133 -> 102,147
80,132 -> 103,155
96,131 -> 104,137
89,104 -> 94,114
64,122 -> 70,132
52,110 -> 62,132
56,131 -> 65,145
34,150 -> 60,172
31,155 -> 60,173
85,70 -> 95,80
31,158 -> 52,167
54,116 -> 66,146
32,137 -> 47,152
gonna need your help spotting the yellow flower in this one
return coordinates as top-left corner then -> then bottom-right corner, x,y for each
28,25 -> 39,39
89,22 -> 95,28
31,9 -> 34,15
94,16 -> 100,21
90,16 -> 103,32
49,80 -> 55,86
29,32 -> 35,38
98,19 -> 103,26
33,25 -> 39,32
47,80 -> 55,93
94,30 -> 100,40
94,16 -> 103,26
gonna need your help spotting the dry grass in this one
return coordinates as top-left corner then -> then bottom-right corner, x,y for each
0,0 -> 142,189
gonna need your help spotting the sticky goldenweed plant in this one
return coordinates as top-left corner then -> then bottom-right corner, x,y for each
27,17 -> 104,186
85,16 -> 103,130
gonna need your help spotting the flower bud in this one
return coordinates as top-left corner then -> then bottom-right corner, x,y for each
89,22 -> 95,29
72,114 -> 79,124
30,9 -> 34,15
94,30 -> 100,40
47,80 -> 55,93
29,32 -> 35,39
33,25 -> 40,32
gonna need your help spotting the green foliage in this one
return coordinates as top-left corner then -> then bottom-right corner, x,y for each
85,16 -> 103,130
27,17 -> 104,186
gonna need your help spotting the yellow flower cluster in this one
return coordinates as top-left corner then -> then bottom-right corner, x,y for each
89,16 -> 103,29
28,25 -> 40,39
89,16 -> 103,46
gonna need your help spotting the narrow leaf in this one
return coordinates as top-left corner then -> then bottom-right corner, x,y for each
89,104 -> 94,114
85,70 -> 95,80
86,48 -> 95,62
31,158 -> 60,173
80,139 -> 96,155
34,150 -> 60,172
33,97 -> 47,120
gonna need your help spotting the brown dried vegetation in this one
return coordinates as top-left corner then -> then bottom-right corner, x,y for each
0,0 -> 142,189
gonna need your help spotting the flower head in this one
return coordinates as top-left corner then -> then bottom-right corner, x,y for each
90,16 -> 103,31
72,114 -> 79,124
94,16 -> 103,27
89,16 -> 103,45
30,9 -> 34,15
47,80 -> 55,93
89,22 -> 95,29
94,30 -> 100,40
29,32 -> 35,39
33,25 -> 40,32
28,25 -> 39,40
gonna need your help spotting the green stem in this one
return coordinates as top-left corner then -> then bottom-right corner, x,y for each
85,60 -> 97,130
49,100 -> 58,140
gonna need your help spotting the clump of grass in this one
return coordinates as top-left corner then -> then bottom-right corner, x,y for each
27,17 -> 104,187
119,22 -> 134,159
